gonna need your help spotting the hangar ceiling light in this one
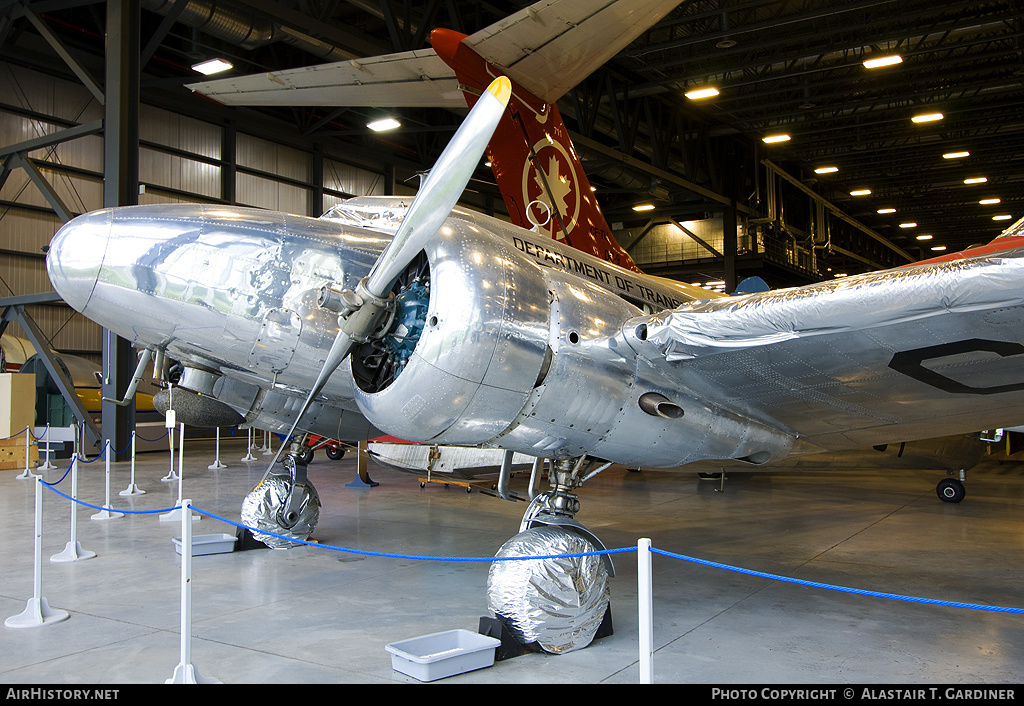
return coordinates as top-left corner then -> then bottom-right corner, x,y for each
191,58 -> 233,75
863,55 -> 902,69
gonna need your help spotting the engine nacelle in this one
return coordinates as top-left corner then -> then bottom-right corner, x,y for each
354,220 -> 794,467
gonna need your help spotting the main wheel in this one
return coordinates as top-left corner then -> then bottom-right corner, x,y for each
487,526 -> 609,654
240,476 -> 321,549
325,445 -> 345,461
936,478 -> 966,503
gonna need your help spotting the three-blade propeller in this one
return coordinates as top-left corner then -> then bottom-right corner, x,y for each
266,76 -> 513,472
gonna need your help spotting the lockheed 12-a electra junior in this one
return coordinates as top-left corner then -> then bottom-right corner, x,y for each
45,1 -> 1024,654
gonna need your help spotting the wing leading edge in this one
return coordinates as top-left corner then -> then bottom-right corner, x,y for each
625,235 -> 1024,454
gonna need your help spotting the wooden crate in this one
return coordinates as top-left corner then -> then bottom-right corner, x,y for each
1,373 -> 36,438
0,434 -> 38,470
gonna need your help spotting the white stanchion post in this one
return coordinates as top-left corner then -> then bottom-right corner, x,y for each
166,499 -> 219,684
638,538 -> 654,684
208,428 -> 226,469
6,478 -> 70,628
161,424 -> 198,523
91,441 -> 124,521
16,427 -> 39,479
120,431 -> 145,495
162,424 -> 179,482
261,429 -> 272,455
51,456 -> 95,563
38,424 -> 56,471
241,427 -> 256,462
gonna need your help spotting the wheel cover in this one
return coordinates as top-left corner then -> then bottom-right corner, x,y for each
240,476 -> 320,549
486,526 -> 609,654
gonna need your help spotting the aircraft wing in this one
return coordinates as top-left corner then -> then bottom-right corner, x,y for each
186,0 -> 681,106
626,244 -> 1024,453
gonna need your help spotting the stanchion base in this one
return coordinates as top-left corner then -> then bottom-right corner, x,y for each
165,663 -> 220,684
160,508 -> 201,523
37,461 -> 57,471
207,461 -> 227,469
119,484 -> 146,496
91,508 -> 125,521
5,597 -> 69,629
15,469 -> 41,480
51,540 -> 96,563
161,472 -> 180,482
240,454 -> 256,462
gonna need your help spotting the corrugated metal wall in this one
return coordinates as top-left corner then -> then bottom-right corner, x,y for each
1,64 -> 389,359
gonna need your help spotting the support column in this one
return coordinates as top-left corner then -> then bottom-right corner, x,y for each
309,146 -> 324,217
723,203 -> 738,293
221,123 -> 236,204
101,0 -> 140,461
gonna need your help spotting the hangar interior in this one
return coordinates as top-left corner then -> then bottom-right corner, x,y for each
1,0 -> 1023,684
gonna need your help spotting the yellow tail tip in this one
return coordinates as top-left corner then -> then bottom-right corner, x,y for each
487,76 -> 512,105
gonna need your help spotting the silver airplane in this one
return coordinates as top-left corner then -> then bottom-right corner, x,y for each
43,3 -> 1024,654
185,0 -> 1003,501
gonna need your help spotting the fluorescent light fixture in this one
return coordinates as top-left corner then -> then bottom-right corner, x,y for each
980,198 -> 1001,204
899,222 -> 917,228
367,117 -> 401,132
931,245 -> 947,251
814,166 -> 838,174
704,281 -> 726,286
632,204 -> 656,212
877,207 -> 896,214
863,55 -> 902,69
912,113 -> 943,123
685,87 -> 719,100
963,177 -> 987,184
762,134 -> 791,143
916,234 -> 933,240
943,151 -> 970,159
833,273 -> 848,278
993,215 -> 1013,221
191,58 -> 233,75
850,189 -> 871,196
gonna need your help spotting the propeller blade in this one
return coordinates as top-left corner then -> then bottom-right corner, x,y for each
265,75 -> 512,472
364,75 -> 512,298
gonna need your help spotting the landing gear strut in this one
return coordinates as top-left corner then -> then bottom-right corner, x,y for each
486,456 -> 614,654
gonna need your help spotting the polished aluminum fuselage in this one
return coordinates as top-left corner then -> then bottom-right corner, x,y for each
46,197 -> 792,466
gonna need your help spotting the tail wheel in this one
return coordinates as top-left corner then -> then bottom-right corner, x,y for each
937,478 -> 965,503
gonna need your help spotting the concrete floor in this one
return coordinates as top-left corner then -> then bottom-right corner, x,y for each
1,434 -> 1023,685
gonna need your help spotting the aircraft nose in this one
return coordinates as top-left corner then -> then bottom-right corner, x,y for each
46,209 -> 112,314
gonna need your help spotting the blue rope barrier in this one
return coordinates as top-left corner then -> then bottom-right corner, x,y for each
192,504 -> 636,562
650,546 -> 1024,614
40,481 -> 178,515
28,475 -> 1024,615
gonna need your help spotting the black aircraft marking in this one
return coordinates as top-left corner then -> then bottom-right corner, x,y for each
888,338 -> 1024,395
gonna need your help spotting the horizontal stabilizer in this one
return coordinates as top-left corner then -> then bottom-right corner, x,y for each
188,0 -> 682,107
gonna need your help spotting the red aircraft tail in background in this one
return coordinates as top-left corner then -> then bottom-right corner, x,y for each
431,28 -> 641,273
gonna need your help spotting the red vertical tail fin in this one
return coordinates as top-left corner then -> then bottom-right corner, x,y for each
432,28 -> 640,273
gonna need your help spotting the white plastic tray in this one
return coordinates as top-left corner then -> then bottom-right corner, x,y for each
385,629 -> 500,681
172,533 -> 237,556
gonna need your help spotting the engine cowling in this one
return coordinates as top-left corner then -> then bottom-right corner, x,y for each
353,220 -> 794,467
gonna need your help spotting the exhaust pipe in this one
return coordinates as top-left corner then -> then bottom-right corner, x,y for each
638,392 -> 684,419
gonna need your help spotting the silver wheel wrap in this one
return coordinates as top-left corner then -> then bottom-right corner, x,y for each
486,526 -> 610,654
